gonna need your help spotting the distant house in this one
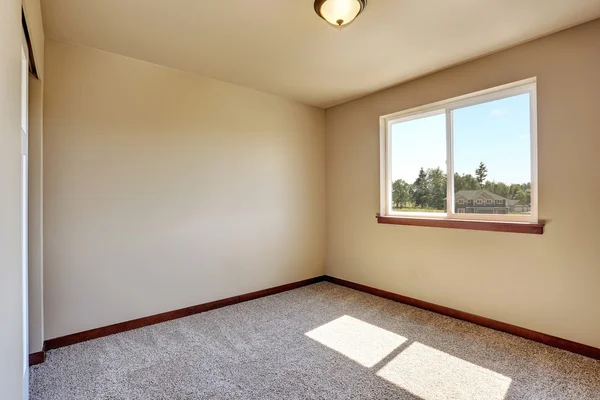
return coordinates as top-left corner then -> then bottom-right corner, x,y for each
455,190 -> 529,214
507,199 -> 530,213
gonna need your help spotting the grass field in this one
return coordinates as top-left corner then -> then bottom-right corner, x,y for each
393,208 -> 531,215
393,208 -> 444,213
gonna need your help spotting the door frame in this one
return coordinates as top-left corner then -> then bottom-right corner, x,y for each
21,27 -> 30,400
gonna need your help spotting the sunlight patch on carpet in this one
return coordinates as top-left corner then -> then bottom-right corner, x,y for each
376,342 -> 512,400
305,315 -> 407,367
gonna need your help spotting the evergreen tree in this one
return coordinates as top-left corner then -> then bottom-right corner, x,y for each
426,168 -> 446,210
407,163 -> 531,211
475,162 -> 488,186
411,168 -> 428,208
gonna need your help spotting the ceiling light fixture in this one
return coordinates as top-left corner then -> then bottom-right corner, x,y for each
314,0 -> 367,28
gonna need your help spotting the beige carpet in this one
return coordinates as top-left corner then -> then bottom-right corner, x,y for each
30,282 -> 600,399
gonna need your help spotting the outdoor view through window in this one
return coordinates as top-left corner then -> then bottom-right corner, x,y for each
390,92 -> 532,218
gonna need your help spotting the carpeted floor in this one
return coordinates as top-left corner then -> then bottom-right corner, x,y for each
30,282 -> 600,399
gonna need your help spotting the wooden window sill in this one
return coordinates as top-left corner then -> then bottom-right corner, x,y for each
376,215 -> 544,234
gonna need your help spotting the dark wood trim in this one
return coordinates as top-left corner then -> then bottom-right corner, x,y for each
376,215 -> 544,234
29,350 -> 45,366
38,274 -> 599,363
44,276 -> 326,351
325,276 -> 600,360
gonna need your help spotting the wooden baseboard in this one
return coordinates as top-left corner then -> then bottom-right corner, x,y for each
324,275 -> 600,361
29,350 -> 45,366
43,276 -> 326,353
32,274 -> 600,364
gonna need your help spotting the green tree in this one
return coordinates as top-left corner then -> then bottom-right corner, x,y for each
411,168 -> 428,208
426,167 -> 447,210
454,173 -> 479,192
508,183 -> 522,199
475,162 -> 488,187
408,164 -> 533,211
516,187 -> 531,205
391,179 -> 411,208
484,180 -> 510,198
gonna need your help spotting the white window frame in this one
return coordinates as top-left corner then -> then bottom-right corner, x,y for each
380,78 -> 538,223
457,199 -> 465,205
486,199 -> 493,204
496,200 -> 503,204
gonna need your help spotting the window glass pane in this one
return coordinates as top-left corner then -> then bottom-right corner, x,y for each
390,113 -> 446,214
453,93 -> 531,216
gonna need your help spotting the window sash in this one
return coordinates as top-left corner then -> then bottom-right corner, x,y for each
381,78 -> 538,223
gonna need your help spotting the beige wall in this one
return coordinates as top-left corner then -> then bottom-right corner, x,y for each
0,0 -> 27,398
325,20 -> 600,348
43,39 -> 325,340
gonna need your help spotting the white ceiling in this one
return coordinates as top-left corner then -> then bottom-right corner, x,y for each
41,0 -> 600,108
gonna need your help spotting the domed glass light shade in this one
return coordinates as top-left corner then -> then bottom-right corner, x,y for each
314,0 -> 368,27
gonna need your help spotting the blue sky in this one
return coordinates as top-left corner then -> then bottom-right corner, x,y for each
391,93 -> 531,184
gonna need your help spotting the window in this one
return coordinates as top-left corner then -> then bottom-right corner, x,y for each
381,78 -> 537,223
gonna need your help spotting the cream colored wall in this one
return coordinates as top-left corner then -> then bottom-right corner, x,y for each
43,39 -> 325,340
0,0 -> 27,398
325,20 -> 600,348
